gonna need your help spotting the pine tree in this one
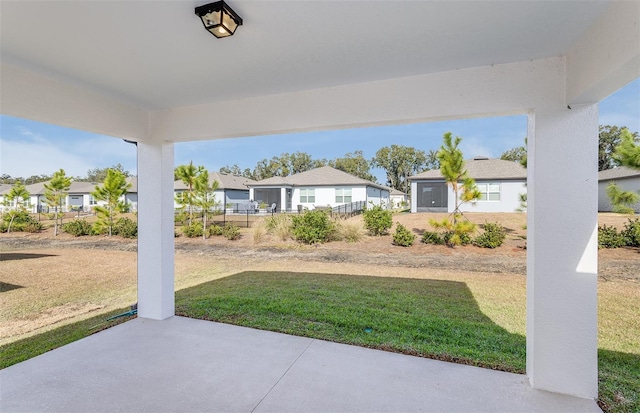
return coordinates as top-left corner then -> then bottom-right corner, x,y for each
175,162 -> 206,225
607,128 -> 640,214
44,169 -> 72,236
193,171 -> 219,239
429,132 -> 481,246
5,182 -> 30,233
92,169 -> 131,236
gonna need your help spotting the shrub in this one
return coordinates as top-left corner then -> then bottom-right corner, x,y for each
362,204 -> 393,236
22,221 -> 43,233
429,214 -> 476,247
291,210 -> 336,244
473,221 -> 506,249
113,217 -> 138,238
621,218 -> 640,247
2,211 -> 40,233
392,222 -> 416,247
422,231 -> 445,245
209,224 -> 224,236
222,223 -> 241,240
62,219 -> 93,237
598,225 -> 625,248
182,222 -> 204,238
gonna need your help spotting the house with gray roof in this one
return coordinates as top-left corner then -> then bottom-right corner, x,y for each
248,166 -> 390,212
598,166 -> 640,213
408,157 -> 527,213
174,171 -> 255,210
0,178 -> 138,214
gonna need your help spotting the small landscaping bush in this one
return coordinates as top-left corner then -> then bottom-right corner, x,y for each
222,223 -> 241,241
209,224 -> 224,236
22,221 -> 43,233
598,225 -> 625,249
291,210 -> 336,244
182,222 -> 204,238
392,222 -> 416,247
428,214 -> 476,247
422,231 -> 445,245
474,221 -> 506,249
621,218 -> 640,247
362,204 -> 393,236
113,217 -> 137,238
1,211 -> 41,233
62,219 -> 93,237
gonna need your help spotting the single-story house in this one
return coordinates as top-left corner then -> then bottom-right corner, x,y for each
598,166 -> 640,213
174,172 -> 255,211
0,178 -> 138,213
387,187 -> 408,209
248,166 -> 390,213
409,157 -> 527,213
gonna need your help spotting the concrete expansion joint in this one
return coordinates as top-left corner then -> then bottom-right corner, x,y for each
250,339 -> 316,412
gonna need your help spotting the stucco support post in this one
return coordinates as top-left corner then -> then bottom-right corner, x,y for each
527,105 -> 598,398
137,142 -> 175,320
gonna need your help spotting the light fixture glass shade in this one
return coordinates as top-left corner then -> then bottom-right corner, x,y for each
195,1 -> 243,39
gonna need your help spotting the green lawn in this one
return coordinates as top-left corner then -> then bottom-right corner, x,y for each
1,271 -> 637,412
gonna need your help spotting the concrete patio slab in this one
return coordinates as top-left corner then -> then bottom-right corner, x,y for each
1,316 -> 600,413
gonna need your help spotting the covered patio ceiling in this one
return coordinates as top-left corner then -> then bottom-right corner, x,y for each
1,0 -> 639,404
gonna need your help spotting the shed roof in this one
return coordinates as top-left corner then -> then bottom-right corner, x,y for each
250,166 -> 386,190
598,166 -> 640,181
409,157 -> 527,181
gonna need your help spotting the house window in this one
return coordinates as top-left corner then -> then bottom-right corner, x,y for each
300,188 -> 315,203
89,196 -> 97,205
335,188 -> 352,203
477,183 -> 500,201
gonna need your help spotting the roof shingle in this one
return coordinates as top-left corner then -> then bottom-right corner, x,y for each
409,158 -> 526,180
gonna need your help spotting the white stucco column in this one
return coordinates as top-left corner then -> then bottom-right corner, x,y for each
527,105 -> 598,398
137,142 -> 175,320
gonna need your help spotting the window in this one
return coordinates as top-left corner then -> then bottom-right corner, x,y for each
335,188 -> 352,203
89,196 -> 97,206
300,188 -> 315,203
477,183 -> 500,201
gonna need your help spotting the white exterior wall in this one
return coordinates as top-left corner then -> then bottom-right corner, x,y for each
598,177 -> 640,213
457,180 -> 527,213
366,186 -> 389,207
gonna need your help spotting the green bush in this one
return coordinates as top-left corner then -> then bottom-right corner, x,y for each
473,221 -> 507,248
422,231 -> 445,245
598,225 -> 625,248
209,224 -> 224,236
392,222 -> 416,247
222,223 -> 241,240
113,217 -> 138,238
62,219 -> 93,237
22,221 -> 43,233
443,230 -> 472,246
182,222 -> 204,238
291,210 -> 337,244
1,211 -> 40,233
621,218 -> 640,247
362,204 -> 393,236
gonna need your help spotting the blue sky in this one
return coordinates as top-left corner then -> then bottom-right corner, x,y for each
1,78 -> 638,183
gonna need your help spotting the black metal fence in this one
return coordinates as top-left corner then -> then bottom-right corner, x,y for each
330,201 -> 366,217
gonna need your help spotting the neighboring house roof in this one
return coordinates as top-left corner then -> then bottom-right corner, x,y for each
0,184 -> 13,195
409,157 -> 527,180
250,166 -> 387,190
16,180 -> 132,196
598,166 -> 640,181
174,172 -> 256,191
383,186 -> 406,197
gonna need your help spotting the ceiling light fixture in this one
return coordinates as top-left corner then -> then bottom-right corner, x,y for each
195,1 -> 243,39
